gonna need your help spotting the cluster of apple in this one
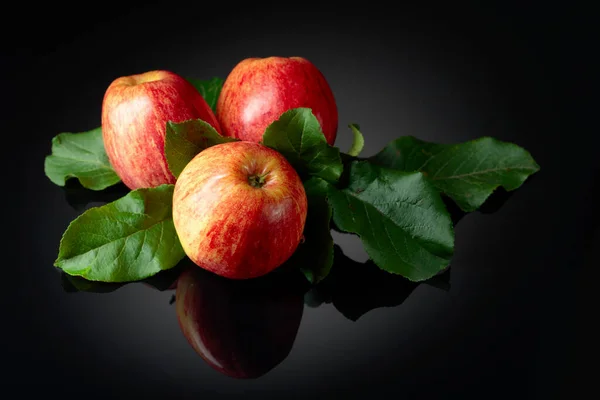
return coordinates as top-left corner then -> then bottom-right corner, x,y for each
101,57 -> 337,280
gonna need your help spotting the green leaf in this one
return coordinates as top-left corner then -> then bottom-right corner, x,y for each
370,136 -> 541,212
326,161 -> 455,282
164,119 -> 239,178
60,259 -> 185,293
347,123 -> 365,157
261,108 -> 343,184
44,127 -> 121,190
60,272 -> 124,293
54,184 -> 186,282
295,177 -> 334,284
186,77 -> 224,113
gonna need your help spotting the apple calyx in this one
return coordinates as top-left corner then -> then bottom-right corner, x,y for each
248,173 -> 268,188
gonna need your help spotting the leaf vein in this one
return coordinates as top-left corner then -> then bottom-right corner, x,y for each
432,165 -> 537,180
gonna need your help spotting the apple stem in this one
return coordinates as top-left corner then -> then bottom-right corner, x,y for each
248,174 -> 267,188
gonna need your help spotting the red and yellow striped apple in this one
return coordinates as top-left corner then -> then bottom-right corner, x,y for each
216,56 -> 338,145
101,70 -> 221,190
172,141 -> 308,280
175,264 -> 305,378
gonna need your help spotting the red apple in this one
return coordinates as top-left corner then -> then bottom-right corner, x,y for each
175,264 -> 305,379
216,56 -> 338,145
172,141 -> 308,280
101,70 -> 221,190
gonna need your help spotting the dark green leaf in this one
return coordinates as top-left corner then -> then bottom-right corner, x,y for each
295,177 -> 334,284
164,119 -> 239,178
347,123 -> 365,157
54,184 -> 185,282
44,127 -> 121,190
370,136 -> 540,212
186,77 -> 224,113
326,161 -> 454,282
261,108 -> 343,183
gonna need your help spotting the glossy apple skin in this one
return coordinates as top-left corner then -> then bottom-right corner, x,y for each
216,56 -> 338,145
172,141 -> 308,279
176,265 -> 305,379
101,70 -> 221,190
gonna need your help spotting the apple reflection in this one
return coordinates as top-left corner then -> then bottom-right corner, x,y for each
175,263 -> 306,379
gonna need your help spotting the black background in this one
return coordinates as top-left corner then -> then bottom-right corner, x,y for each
3,2 -> 594,399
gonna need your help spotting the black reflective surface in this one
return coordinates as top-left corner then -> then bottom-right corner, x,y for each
5,3 -> 593,398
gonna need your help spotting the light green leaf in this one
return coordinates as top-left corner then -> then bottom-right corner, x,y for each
54,184 -> 185,282
44,127 -> 121,190
347,123 -> 365,157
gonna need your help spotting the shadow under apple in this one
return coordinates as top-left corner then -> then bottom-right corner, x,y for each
175,261 -> 307,379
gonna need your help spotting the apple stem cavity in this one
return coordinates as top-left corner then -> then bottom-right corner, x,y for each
248,174 -> 267,188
